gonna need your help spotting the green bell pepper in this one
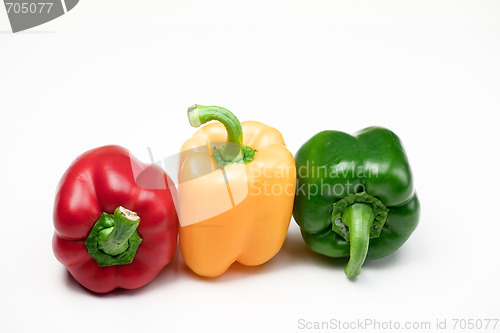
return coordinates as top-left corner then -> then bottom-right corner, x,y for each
293,126 -> 420,278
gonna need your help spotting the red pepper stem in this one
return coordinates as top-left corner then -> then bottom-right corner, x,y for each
342,203 -> 374,278
85,206 -> 143,267
187,104 -> 244,163
98,207 -> 140,256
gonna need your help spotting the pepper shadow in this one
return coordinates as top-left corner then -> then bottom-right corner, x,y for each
177,226 -> 349,284
277,227 -> 348,271
276,226 -> 409,279
362,248 -> 406,272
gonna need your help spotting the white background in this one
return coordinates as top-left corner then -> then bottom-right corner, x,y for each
1,1 -> 500,332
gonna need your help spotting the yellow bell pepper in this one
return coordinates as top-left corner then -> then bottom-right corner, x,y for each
177,105 -> 296,277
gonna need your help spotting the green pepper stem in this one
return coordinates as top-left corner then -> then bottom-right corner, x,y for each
342,203 -> 374,278
187,104 -> 244,163
98,207 -> 140,256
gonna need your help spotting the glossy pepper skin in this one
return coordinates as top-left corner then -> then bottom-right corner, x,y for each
178,105 -> 296,277
293,127 -> 419,278
53,145 -> 178,293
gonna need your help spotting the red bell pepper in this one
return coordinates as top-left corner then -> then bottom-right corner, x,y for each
53,145 -> 178,293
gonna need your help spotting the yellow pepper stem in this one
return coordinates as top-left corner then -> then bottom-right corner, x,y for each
187,104 -> 257,168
